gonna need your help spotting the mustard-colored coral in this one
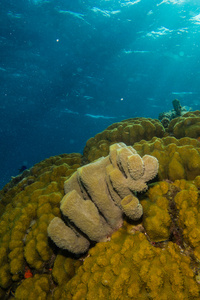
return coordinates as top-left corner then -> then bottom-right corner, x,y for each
134,136 -> 200,181
2,118 -> 200,299
141,181 -> 171,242
14,255 -> 82,299
60,227 -> 200,299
0,153 -> 82,298
141,178 -> 200,265
51,255 -> 82,299
83,117 -> 165,162
172,178 -> 200,261
14,274 -> 51,300
168,110 -> 200,138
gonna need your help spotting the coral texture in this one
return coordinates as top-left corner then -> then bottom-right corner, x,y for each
0,153 -> 82,298
83,117 -> 165,162
9,178 -> 200,299
59,178 -> 200,299
133,136 -> 200,181
168,110 -> 200,138
141,181 -> 171,242
173,177 -> 200,262
2,116 -> 200,298
14,257 -> 82,300
14,274 -> 51,300
48,143 -> 159,254
60,225 -> 200,300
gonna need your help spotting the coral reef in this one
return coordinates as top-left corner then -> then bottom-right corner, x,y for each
48,143 -> 159,254
141,181 -> 171,242
2,115 -> 200,298
167,110 -> 200,138
0,153 -> 83,298
10,176 -> 200,299
158,99 -> 190,128
14,274 -> 51,299
133,136 -> 200,181
58,178 -> 200,299
60,225 -> 200,300
83,117 -> 165,162
5,177 -> 200,299
14,256 -> 82,299
140,178 -> 200,249
173,177 -> 200,261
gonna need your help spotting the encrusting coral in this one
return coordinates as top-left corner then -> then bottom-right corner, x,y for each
167,110 -> 200,138
133,136 -> 200,181
2,114 -> 200,298
60,226 -> 200,300
58,178 -> 200,299
0,153 -> 83,298
48,142 -> 159,254
13,178 -> 200,299
83,117 -> 165,162
14,256 -> 82,300
140,181 -> 171,242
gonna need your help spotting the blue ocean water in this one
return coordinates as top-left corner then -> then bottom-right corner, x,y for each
0,0 -> 200,189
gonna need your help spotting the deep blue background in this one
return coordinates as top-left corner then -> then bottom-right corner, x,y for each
1,0 -> 200,188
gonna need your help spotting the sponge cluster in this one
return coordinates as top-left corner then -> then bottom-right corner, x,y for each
48,143 -> 159,254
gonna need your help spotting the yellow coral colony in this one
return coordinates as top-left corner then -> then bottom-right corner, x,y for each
48,143 -> 159,254
83,117 -> 165,162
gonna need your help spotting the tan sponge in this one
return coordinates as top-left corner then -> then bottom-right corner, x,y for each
48,143 -> 159,254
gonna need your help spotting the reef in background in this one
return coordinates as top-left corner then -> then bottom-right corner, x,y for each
158,99 -> 191,128
1,110 -> 200,299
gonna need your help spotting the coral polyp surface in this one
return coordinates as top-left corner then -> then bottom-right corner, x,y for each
168,110 -> 200,138
58,178 -> 200,299
2,117 -> 200,299
60,227 -> 200,300
134,136 -> 200,181
48,143 -> 159,254
0,153 -> 83,298
141,181 -> 171,242
83,117 -> 165,162
11,178 -> 200,299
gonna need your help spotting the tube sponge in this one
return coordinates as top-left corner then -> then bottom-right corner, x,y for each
77,156 -> 123,229
47,217 -> 90,254
107,146 -> 159,199
60,190 -> 113,242
48,143 -> 159,254
121,195 -> 143,220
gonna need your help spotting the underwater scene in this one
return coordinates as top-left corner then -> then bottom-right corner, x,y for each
1,0 -> 200,299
